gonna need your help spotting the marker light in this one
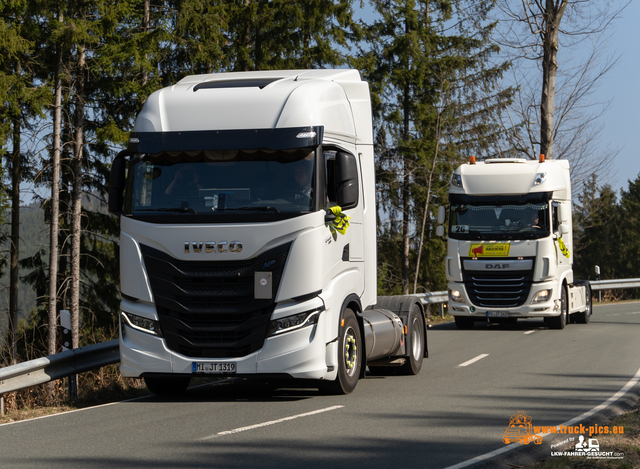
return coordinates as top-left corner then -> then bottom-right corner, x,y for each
469,156 -> 476,165
296,132 -> 316,139
539,154 -> 545,162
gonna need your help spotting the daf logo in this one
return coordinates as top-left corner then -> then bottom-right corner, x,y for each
486,264 -> 509,269
184,241 -> 243,254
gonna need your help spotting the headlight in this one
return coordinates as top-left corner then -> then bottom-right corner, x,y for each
451,174 -> 463,188
531,289 -> 552,304
449,289 -> 465,303
121,312 -> 162,336
268,307 -> 323,336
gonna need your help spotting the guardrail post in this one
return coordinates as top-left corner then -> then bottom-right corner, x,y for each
439,304 -> 444,318
60,310 -> 77,403
1,395 -> 4,416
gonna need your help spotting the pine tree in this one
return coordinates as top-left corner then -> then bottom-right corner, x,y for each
1,0 -> 50,362
357,0 -> 513,295
573,174 -> 619,280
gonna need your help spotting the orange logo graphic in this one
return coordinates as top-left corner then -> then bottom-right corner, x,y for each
503,412 -> 543,445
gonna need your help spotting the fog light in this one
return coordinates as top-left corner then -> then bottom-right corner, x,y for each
121,312 -> 162,336
531,289 -> 552,304
268,307 -> 323,336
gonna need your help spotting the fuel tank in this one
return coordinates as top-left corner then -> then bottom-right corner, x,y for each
361,309 -> 404,361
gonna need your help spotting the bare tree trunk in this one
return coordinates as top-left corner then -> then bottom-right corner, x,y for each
413,131 -> 441,294
48,14 -> 63,357
70,45 -> 85,349
539,0 -> 567,158
401,13 -> 411,296
9,62 -> 22,365
142,0 -> 150,86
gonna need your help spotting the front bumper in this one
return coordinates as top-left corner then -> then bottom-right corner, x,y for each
447,281 -> 561,318
119,298 -> 335,381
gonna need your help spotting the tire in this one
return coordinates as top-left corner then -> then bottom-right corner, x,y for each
454,316 -> 475,330
549,286 -> 568,330
399,304 -> 425,375
144,376 -> 191,396
575,285 -> 592,324
321,308 -> 361,395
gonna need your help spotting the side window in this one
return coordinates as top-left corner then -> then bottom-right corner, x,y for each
324,150 -> 337,207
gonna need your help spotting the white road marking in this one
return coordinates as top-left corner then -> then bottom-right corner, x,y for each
524,330 -> 537,335
443,365 -> 640,469
458,354 -> 489,367
199,405 -> 344,441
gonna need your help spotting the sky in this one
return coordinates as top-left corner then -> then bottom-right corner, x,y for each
354,1 -> 640,199
17,2 -> 639,205
592,1 -> 640,196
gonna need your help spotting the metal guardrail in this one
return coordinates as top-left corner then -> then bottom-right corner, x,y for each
589,278 -> 640,291
0,339 -> 119,395
0,278 -> 638,399
410,291 -> 448,304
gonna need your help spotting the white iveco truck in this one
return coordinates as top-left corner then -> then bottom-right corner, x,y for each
108,69 -> 427,395
435,155 -> 592,330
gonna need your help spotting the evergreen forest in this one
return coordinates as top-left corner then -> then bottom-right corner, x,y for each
0,0 -> 632,366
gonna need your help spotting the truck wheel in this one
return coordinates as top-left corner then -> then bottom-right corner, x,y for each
454,316 -> 475,330
144,376 -> 191,396
321,308 -> 361,395
399,304 -> 425,375
549,286 -> 568,330
575,285 -> 592,324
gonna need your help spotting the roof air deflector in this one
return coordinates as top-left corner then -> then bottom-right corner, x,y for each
193,78 -> 283,92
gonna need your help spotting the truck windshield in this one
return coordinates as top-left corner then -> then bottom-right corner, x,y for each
125,148 -> 316,218
449,203 -> 550,240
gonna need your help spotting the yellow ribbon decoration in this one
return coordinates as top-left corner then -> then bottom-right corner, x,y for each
326,206 -> 351,235
557,237 -> 570,258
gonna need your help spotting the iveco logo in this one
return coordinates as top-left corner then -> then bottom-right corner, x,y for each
486,264 -> 510,269
184,241 -> 243,254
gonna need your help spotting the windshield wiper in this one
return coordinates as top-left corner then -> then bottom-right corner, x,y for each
225,206 -> 281,213
136,207 -> 198,214
468,230 -> 486,240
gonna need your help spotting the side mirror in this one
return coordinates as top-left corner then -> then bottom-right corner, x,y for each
558,223 -> 569,235
108,150 -> 130,215
559,203 -> 570,223
435,225 -> 445,237
335,151 -> 358,209
437,206 -> 446,225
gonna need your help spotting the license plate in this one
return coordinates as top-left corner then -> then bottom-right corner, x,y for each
192,362 -> 237,374
486,311 -> 510,318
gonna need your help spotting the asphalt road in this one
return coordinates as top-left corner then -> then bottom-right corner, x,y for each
2,302 -> 639,469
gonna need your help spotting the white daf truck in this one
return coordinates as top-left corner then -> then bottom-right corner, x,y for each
435,155 -> 592,330
108,69 -> 427,395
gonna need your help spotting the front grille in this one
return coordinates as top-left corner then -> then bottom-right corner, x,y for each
462,258 -> 534,308
140,243 -> 291,358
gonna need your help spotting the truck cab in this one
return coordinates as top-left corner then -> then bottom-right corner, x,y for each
436,156 -> 592,329
109,70 -> 427,395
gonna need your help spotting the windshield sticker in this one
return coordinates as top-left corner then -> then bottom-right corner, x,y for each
469,243 -> 510,257
494,208 -> 503,219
